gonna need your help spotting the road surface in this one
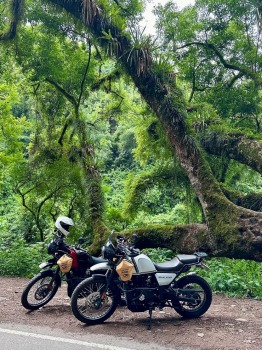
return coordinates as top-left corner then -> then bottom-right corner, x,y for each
0,323 -> 196,350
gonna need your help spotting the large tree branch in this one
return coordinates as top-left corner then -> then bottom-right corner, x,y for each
201,131 -> 262,175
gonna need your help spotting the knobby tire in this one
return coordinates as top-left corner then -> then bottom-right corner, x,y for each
71,276 -> 118,325
21,272 -> 59,310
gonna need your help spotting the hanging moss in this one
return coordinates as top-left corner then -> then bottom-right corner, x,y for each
0,0 -> 24,40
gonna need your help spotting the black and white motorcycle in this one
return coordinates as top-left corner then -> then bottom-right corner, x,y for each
70,234 -> 212,328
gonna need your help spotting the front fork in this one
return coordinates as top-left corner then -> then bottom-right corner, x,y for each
39,266 -> 62,289
100,269 -> 119,303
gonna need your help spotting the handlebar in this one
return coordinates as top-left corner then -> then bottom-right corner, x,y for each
116,235 -> 140,256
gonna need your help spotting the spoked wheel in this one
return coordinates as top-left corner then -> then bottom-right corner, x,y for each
71,276 -> 118,325
21,272 -> 59,310
172,275 -> 212,318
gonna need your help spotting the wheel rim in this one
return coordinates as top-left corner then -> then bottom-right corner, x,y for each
177,282 -> 206,311
76,281 -> 114,321
27,277 -> 56,306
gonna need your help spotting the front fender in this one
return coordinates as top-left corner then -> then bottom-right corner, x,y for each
39,268 -> 62,288
91,274 -> 107,282
39,258 -> 56,270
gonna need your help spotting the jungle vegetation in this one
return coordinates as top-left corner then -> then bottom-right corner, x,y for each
0,0 -> 262,264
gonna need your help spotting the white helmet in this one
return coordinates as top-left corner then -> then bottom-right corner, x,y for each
55,216 -> 74,236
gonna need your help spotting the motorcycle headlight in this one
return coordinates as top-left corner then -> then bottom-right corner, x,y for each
102,241 -> 116,260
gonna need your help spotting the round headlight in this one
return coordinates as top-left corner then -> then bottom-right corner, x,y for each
102,241 -> 116,260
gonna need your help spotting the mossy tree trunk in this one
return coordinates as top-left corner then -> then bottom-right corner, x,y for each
76,128 -> 109,251
46,76 -> 109,245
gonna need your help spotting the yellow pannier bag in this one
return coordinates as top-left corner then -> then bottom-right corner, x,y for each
57,254 -> 73,273
116,260 -> 134,281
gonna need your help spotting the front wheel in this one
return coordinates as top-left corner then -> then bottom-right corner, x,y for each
172,274 -> 212,318
71,276 -> 118,325
21,271 -> 59,310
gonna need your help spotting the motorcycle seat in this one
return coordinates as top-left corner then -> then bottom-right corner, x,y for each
91,256 -> 107,264
177,254 -> 199,264
154,257 -> 183,272
154,254 -> 199,272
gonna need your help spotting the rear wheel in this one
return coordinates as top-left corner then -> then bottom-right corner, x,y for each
71,276 -> 118,325
21,272 -> 59,310
172,274 -> 212,318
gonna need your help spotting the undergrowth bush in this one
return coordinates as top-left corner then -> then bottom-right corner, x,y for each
142,247 -> 175,262
197,257 -> 262,299
0,234 -> 48,277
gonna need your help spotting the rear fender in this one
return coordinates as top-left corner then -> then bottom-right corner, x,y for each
186,272 -> 196,276
39,269 -> 62,288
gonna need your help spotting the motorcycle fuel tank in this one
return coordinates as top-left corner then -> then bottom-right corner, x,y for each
133,254 -> 157,274
90,262 -> 110,272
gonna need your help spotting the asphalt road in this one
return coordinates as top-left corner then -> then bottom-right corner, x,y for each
0,324 -> 196,350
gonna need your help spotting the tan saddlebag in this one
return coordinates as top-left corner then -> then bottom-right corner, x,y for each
116,260 -> 134,281
57,254 -> 73,273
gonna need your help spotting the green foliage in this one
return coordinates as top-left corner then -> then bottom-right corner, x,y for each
0,82 -> 29,167
131,203 -> 201,227
197,257 -> 262,299
142,247 -> 175,262
0,233 -> 48,277
224,162 -> 262,194
155,0 -> 262,134
121,161 -> 202,226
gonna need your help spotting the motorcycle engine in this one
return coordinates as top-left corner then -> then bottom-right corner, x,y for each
124,274 -> 158,312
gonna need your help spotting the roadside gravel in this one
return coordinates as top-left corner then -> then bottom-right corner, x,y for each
0,277 -> 261,350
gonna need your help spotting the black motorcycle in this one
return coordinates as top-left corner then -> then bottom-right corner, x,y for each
21,229 -> 106,310
70,235 -> 212,329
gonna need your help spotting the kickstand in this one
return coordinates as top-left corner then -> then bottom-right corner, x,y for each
147,306 -> 153,330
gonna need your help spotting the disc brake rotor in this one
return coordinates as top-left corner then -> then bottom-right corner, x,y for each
34,284 -> 51,300
85,292 -> 108,312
